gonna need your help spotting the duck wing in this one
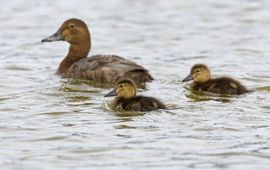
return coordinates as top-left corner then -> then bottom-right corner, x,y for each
65,54 -> 153,85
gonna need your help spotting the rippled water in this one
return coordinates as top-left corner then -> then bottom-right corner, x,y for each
1,0 -> 270,169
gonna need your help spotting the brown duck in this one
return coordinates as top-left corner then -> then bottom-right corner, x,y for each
41,18 -> 153,87
105,79 -> 167,111
182,64 -> 250,95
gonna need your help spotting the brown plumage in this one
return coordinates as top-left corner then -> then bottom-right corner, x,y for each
105,79 -> 167,111
41,18 -> 153,87
182,64 -> 250,95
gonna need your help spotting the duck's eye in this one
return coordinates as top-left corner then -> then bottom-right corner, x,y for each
195,70 -> 200,73
69,24 -> 75,29
119,85 -> 123,88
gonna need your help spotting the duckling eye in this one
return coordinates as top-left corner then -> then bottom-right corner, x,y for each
119,85 -> 123,88
195,70 -> 200,73
69,24 -> 75,29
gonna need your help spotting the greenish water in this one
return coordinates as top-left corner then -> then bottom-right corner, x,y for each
0,0 -> 270,169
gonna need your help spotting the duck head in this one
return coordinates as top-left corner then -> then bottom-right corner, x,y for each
41,18 -> 91,45
182,64 -> 211,83
105,79 -> 137,99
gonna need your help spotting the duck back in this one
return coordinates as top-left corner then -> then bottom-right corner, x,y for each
114,96 -> 166,111
64,55 -> 153,86
192,77 -> 249,95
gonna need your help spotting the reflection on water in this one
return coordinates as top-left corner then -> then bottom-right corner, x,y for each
257,86 -> 270,91
183,86 -> 234,102
0,0 -> 270,169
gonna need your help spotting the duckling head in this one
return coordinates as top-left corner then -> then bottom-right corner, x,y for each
182,64 -> 211,83
105,79 -> 137,99
41,18 -> 91,45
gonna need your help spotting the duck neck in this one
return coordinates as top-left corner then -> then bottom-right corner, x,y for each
58,41 -> 91,74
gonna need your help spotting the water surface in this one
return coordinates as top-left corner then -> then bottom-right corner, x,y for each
0,0 -> 270,169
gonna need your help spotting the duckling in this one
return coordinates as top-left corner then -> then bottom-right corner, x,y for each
182,64 -> 250,95
104,79 -> 167,111
41,18 -> 153,87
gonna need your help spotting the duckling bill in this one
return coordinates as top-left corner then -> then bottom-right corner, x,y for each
182,64 -> 250,95
41,18 -> 153,87
105,79 -> 167,111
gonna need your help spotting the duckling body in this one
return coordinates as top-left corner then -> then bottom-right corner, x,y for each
190,77 -> 249,95
113,96 -> 167,111
42,18 -> 153,86
105,79 -> 166,111
183,64 -> 250,95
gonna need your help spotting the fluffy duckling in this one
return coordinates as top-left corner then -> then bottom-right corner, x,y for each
182,64 -> 250,95
105,79 -> 167,111
41,18 -> 153,87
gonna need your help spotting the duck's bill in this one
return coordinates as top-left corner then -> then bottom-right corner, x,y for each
41,31 -> 64,42
182,74 -> 193,82
104,89 -> 117,97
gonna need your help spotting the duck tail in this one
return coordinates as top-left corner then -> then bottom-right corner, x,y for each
121,70 -> 154,88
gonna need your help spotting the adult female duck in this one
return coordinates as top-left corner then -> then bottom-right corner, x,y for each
41,18 -> 153,86
182,64 -> 250,95
105,79 -> 166,111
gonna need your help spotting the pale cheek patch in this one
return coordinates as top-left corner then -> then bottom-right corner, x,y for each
116,89 -> 122,96
197,75 -> 208,82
